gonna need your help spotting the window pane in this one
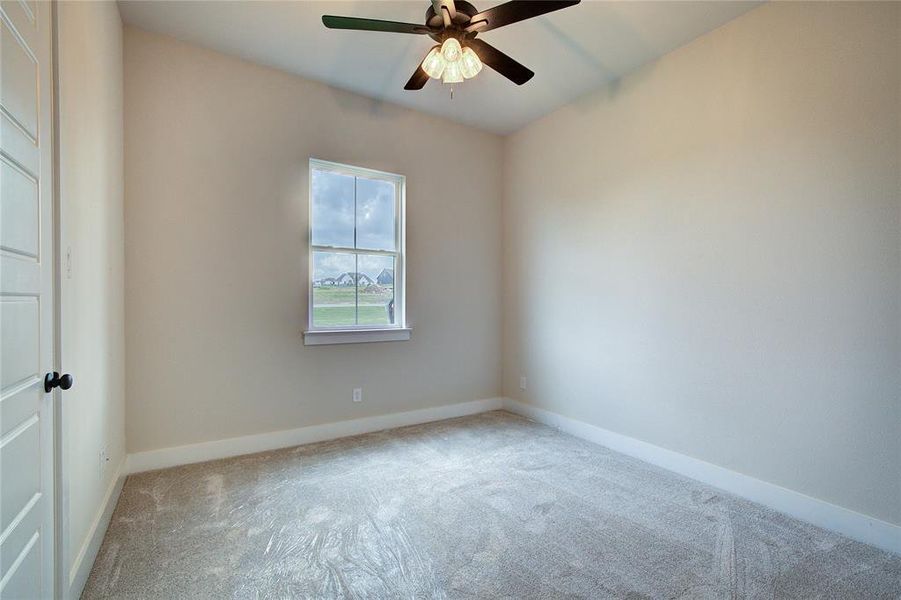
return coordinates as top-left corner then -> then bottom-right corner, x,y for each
311,168 -> 354,248
312,251 -> 356,327
355,177 -> 396,251
357,254 -> 395,326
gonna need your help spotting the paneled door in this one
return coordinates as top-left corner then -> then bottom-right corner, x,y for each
1,0 -> 57,598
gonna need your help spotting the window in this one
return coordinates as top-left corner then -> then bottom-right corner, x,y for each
304,159 -> 409,345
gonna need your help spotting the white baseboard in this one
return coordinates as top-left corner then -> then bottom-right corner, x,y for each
67,459 -> 126,600
502,398 -> 900,556
126,397 -> 504,474
122,396 -> 899,555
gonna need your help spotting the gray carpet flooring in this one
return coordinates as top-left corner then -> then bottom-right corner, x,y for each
82,411 -> 900,599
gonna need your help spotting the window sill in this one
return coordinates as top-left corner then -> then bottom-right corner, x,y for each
303,327 -> 412,346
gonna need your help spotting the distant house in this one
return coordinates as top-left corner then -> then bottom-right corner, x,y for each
335,272 -> 374,286
377,268 -> 394,285
316,277 -> 337,286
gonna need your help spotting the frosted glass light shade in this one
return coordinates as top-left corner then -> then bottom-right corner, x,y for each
440,37 -> 462,63
460,47 -> 482,79
442,60 -> 463,84
421,46 -> 445,79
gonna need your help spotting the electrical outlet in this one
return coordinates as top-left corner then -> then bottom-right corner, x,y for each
519,376 -> 527,391
353,388 -> 362,403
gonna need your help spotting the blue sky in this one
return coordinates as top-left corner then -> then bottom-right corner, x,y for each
312,169 -> 396,279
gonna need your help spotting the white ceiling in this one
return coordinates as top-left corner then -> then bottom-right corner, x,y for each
118,0 -> 763,134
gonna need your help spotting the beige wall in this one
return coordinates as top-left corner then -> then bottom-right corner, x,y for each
123,28 -> 503,453
502,2 -> 901,525
57,0 -> 126,591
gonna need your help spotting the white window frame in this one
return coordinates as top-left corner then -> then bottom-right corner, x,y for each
304,158 -> 410,346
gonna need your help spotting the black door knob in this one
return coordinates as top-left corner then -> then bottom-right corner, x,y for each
44,372 -> 74,393
59,373 -> 74,390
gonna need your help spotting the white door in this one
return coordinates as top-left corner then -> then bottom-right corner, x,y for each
0,0 -> 57,598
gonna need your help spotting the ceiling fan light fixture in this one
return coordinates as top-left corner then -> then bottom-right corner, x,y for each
460,46 -> 482,79
323,1 -> 582,90
441,60 -> 463,84
440,37 -> 463,63
421,46 -> 446,79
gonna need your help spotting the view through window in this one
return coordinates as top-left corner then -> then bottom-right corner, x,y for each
309,159 -> 404,330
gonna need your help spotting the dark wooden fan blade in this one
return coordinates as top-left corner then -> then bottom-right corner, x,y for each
465,39 -> 534,85
404,64 -> 430,90
464,0 -> 580,33
322,15 -> 433,34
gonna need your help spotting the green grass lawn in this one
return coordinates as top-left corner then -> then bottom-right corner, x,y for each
312,284 -> 394,327
313,305 -> 392,327
313,285 -> 393,305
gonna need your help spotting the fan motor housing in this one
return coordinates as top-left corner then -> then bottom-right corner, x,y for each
426,1 -> 478,29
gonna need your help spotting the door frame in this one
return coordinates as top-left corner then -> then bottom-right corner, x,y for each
49,1 -> 68,597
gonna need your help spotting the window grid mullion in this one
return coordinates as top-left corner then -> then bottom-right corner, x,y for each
311,246 -> 397,257
354,254 -> 359,326
354,177 -> 358,325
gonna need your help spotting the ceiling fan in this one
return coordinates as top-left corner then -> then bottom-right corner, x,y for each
322,0 -> 581,90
